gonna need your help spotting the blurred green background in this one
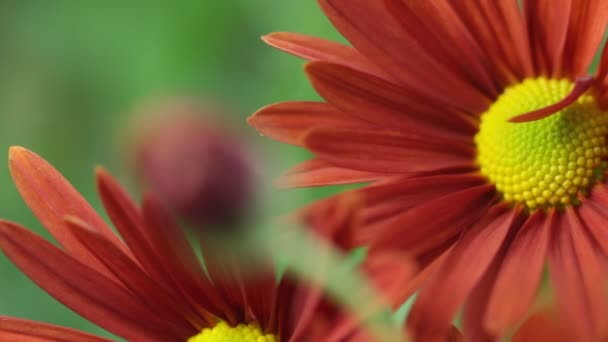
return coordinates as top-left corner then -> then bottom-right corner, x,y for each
0,2 -> 347,339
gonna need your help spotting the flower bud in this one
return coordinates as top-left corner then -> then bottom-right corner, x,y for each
130,99 -> 255,228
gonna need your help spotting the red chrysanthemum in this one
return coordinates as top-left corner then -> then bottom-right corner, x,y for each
0,147 -> 394,342
249,1 -> 608,340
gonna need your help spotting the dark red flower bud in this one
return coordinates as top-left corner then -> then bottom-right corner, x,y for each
130,99 -> 255,229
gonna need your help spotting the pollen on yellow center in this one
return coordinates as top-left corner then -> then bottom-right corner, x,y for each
188,321 -> 277,342
475,77 -> 608,210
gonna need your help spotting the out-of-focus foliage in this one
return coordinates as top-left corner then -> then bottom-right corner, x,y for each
0,2 -> 347,338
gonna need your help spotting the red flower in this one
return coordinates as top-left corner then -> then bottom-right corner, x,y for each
0,147 -> 388,341
249,1 -> 608,340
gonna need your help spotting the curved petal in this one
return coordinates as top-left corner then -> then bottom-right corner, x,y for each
8,147 -> 131,280
513,310 -> 568,342
304,127 -> 475,174
277,158 -> 386,188
0,221 -> 178,341
0,316 -> 111,342
484,210 -> 553,334
248,101 -> 371,146
262,32 -> 387,78
317,0 -> 491,113
407,204 -> 520,341
305,61 -> 479,137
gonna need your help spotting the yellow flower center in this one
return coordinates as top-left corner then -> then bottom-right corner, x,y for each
475,77 -> 608,210
188,321 -> 277,342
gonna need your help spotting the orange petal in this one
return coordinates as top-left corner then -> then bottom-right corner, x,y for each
8,146 -> 131,279
277,158 -> 386,188
262,32 -> 387,78
513,310 -> 568,342
248,101 -> 370,146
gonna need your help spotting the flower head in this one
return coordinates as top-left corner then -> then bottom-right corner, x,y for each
0,147 -> 385,341
249,1 -> 608,340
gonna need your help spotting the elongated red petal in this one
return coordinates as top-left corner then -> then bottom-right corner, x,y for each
0,221 -> 178,341
484,210 -> 553,334
509,76 -> 594,122
248,101 -> 371,146
0,316 -> 111,342
65,217 -> 199,338
407,204 -> 519,340
549,208 -> 608,341
262,32 -> 387,78
305,61 -> 478,137
277,158 -> 385,188
563,0 -> 608,76
524,0 -> 572,76
304,128 -> 475,174
365,185 -> 495,254
8,147 -> 130,280
318,0 -> 491,113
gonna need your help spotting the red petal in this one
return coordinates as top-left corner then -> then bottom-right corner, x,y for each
563,0 -> 608,76
8,147 -> 130,280
0,316 -> 111,342
524,0 -> 572,76
304,127 -> 475,174
407,204 -> 519,340
305,61 -> 479,137
365,185 -> 495,255
484,210 -> 553,334
262,32 -> 387,78
248,101 -> 371,146
0,221 -> 178,341
318,0 -> 491,113
548,208 -> 608,341
513,310 -> 568,342
65,216 -> 199,338
362,251 -> 416,307
277,158 -> 386,188
509,76 -> 594,122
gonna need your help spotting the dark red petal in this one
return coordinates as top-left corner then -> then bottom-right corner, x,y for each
524,0 -> 572,76
262,32 -> 387,78
277,158 -> 386,188
509,76 -> 594,122
362,251 -> 416,307
484,210 -> 553,334
8,147 -> 130,280
563,0 -> 608,76
0,316 -> 112,342
304,127 -> 475,174
248,101 -> 371,147
407,205 -> 519,340
65,216 -> 199,338
0,221 -> 178,341
548,208 -> 608,341
305,61 -> 479,137
318,0 -> 491,113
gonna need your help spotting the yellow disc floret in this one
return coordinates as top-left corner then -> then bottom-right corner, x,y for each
188,321 -> 277,342
475,77 -> 608,210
